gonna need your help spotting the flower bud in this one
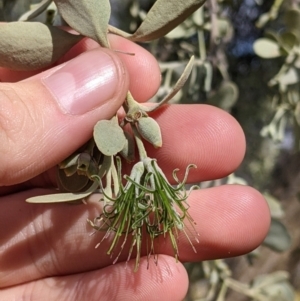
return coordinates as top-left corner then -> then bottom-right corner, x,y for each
137,117 -> 162,148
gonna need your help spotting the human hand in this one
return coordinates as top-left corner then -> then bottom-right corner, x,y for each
0,35 -> 270,301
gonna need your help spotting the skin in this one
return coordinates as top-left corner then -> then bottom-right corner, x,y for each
0,35 -> 270,301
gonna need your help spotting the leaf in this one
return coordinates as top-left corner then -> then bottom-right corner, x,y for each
208,81 -> 239,111
217,18 -> 232,39
144,56 -> 194,112
284,9 -> 300,38
261,282 -> 295,301
18,0 -> 52,21
277,68 -> 299,86
0,22 -> 82,70
263,218 -> 291,252
256,12 -> 271,28
263,192 -> 284,219
54,0 -> 111,47
166,24 -> 196,39
26,181 -> 98,203
137,117 -> 162,148
120,131 -> 135,162
129,0 -> 206,42
252,271 -> 290,289
59,153 -> 80,169
252,272 -> 294,301
253,38 -> 283,59
93,119 -> 126,156
278,32 -> 297,52
57,168 -> 92,192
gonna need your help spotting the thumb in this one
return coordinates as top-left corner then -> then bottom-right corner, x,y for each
0,48 -> 129,186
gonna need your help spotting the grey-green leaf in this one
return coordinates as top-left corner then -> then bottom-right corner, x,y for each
253,38 -> 282,59
208,81 -> 239,111
54,0 -> 111,47
18,0 -> 52,21
263,192 -> 284,219
251,272 -> 294,301
137,117 -> 162,148
120,131 -> 135,162
26,181 -> 98,203
284,9 -> 300,38
57,168 -> 91,192
26,192 -> 89,203
0,22 -> 82,70
144,56 -> 194,112
59,153 -> 80,169
94,119 -> 126,156
129,0 -> 206,42
263,219 -> 291,252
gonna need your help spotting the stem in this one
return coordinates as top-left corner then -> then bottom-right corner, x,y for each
108,25 -> 132,39
208,0 -> 219,53
198,29 -> 206,61
132,125 -> 148,160
269,0 -> 284,18
224,278 -> 269,301
110,156 -> 120,196
125,91 -> 144,120
216,281 -> 228,301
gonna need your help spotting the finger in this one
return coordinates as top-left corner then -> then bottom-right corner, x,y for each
0,34 -> 161,102
0,44 -> 161,186
125,104 -> 246,182
76,35 -> 162,102
0,103 -> 245,195
0,185 -> 270,287
0,256 -> 188,301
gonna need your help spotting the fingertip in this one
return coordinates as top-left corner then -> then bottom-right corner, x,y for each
104,256 -> 189,301
188,185 -> 271,260
148,105 -> 246,181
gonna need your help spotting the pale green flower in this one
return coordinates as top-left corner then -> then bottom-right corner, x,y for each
89,157 -> 198,271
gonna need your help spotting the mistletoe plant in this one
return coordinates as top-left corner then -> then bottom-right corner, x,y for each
1,0 -> 206,271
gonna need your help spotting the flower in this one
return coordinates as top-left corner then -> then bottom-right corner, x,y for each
88,157 -> 198,271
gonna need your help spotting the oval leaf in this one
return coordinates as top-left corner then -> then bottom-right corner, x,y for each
54,0 -> 111,47
278,32 -> 297,52
208,81 -> 239,111
284,9 -> 300,37
263,192 -> 284,219
253,38 -> 282,59
129,0 -> 206,42
0,22 -> 82,70
263,219 -> 291,252
256,12 -> 271,28
137,117 -> 162,148
94,119 -> 126,156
